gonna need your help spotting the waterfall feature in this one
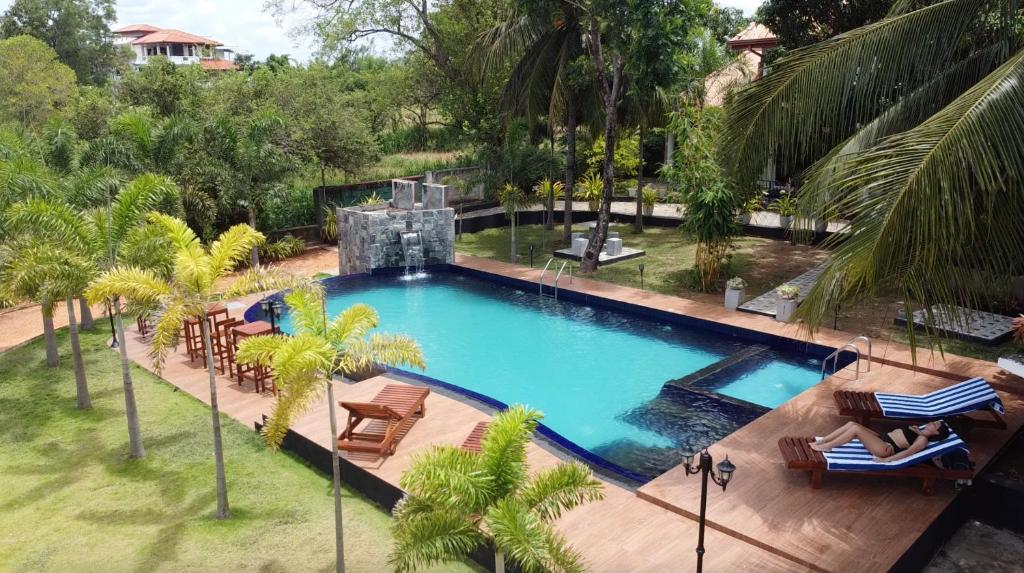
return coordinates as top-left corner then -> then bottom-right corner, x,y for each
399,230 -> 426,278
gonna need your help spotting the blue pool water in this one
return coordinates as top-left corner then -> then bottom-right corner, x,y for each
269,271 -> 831,481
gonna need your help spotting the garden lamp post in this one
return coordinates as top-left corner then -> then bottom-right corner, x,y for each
682,449 -> 736,573
638,263 -> 645,290
529,244 -> 535,268
260,298 -> 282,332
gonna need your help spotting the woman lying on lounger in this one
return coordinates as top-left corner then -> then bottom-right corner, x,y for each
809,420 -> 951,462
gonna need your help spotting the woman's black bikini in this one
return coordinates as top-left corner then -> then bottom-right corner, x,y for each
881,427 -> 919,454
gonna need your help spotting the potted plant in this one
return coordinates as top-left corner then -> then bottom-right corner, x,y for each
642,187 -> 658,216
775,283 -> 800,322
738,195 -> 763,225
725,277 -> 747,310
771,191 -> 797,229
575,172 -> 604,211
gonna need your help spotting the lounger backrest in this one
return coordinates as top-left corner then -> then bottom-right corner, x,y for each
823,431 -> 967,471
875,377 -> 1004,418
340,401 -> 403,420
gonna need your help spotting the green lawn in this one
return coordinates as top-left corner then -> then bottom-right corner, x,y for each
456,223 -> 781,296
0,328 -> 477,573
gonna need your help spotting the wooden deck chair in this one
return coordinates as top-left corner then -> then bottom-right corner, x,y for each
778,435 -> 974,496
460,421 -> 489,453
337,384 -> 430,457
834,377 -> 1006,430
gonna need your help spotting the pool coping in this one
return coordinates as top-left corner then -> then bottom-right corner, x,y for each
244,263 -> 859,485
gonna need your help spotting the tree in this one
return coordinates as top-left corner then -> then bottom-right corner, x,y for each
235,284 -> 425,573
579,0 -> 704,273
722,0 -> 1024,342
0,0 -> 120,85
389,405 -> 604,573
0,35 -> 78,129
481,0 -> 594,243
87,215 -> 298,518
0,235 -> 95,407
705,4 -> 749,44
118,57 -> 205,117
13,177 -> 180,457
497,182 -> 535,264
759,0 -> 893,50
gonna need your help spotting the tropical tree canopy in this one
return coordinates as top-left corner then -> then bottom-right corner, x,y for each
722,0 -> 1024,339
389,405 -> 604,573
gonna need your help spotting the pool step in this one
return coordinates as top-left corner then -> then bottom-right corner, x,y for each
664,344 -> 770,391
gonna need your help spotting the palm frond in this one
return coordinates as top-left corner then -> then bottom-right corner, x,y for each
338,333 -> 426,375
283,283 -> 327,337
147,297 -> 190,374
481,405 -> 541,500
485,498 -> 584,573
327,303 -> 379,345
389,506 -> 483,573
399,446 -> 494,512
722,0 -> 987,187
85,267 -> 172,305
109,174 -> 181,248
518,461 -> 604,522
207,223 -> 265,278
798,47 -> 1024,334
221,265 -> 303,299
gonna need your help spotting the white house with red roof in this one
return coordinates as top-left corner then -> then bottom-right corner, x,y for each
113,24 -> 237,70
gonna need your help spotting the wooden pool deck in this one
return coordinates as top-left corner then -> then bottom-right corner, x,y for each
121,254 -> 1024,572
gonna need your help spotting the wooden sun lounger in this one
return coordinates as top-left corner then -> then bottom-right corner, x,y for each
833,390 -> 1006,430
337,384 -> 430,457
460,421 -> 489,453
778,437 -> 973,496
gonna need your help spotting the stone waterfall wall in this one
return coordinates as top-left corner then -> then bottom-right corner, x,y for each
337,204 -> 455,275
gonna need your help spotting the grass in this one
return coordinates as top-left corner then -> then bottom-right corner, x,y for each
456,222 -> 780,297
0,328 -> 477,573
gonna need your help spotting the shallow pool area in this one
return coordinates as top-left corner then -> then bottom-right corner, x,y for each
258,269 -> 840,481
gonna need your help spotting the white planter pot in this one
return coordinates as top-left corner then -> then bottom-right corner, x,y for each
779,215 -> 793,229
643,204 -> 654,216
776,298 -> 798,322
738,212 -> 752,225
725,288 -> 744,311
813,219 -> 828,233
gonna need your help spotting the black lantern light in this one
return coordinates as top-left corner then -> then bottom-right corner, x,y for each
682,449 -> 738,573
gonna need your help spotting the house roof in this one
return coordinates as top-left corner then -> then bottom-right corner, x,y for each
200,60 -> 238,71
131,29 -> 223,46
726,23 -> 778,50
114,24 -> 161,34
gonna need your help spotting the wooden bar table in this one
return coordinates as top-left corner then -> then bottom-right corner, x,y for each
231,320 -> 275,393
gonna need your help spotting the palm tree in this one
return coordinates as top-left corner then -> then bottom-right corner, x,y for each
481,0 -> 596,244
11,176 -> 180,457
497,183 -> 536,264
87,214 -> 297,518
389,405 -> 604,573
0,238 -> 95,407
721,1 -> 1024,338
235,284 -> 425,573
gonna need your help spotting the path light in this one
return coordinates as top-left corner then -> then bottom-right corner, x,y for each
682,449 -> 737,573
529,244 -> 535,268
638,263 -> 645,290
260,298 -> 282,332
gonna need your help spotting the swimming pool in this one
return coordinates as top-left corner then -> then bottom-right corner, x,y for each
250,268 -> 845,482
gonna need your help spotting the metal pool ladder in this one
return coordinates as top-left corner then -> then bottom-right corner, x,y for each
821,335 -> 872,380
539,257 -> 569,299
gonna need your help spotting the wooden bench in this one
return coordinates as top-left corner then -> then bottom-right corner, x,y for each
833,390 -> 1006,430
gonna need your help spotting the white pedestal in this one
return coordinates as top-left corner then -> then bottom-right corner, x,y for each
572,237 -> 589,256
606,238 -> 622,256
776,299 -> 798,322
725,288 -> 744,311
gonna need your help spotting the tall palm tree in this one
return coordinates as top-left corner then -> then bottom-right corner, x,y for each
389,405 -> 604,573
0,238 -> 95,407
481,0 -> 597,243
11,176 -> 180,457
87,215 -> 297,518
497,183 -> 536,263
235,284 -> 425,573
721,0 -> 1024,338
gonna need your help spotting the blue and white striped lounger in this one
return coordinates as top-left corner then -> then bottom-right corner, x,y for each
834,377 -> 1006,429
875,377 -> 1004,419
822,432 -> 967,472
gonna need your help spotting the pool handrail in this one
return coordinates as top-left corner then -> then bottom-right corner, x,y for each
553,260 -> 569,300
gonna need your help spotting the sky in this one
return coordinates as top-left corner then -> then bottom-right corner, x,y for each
0,0 -> 764,62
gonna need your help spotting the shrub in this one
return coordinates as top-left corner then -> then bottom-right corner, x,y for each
259,235 -> 305,262
776,284 -> 800,299
726,277 -> 747,290
575,172 -> 604,210
642,187 -> 659,207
